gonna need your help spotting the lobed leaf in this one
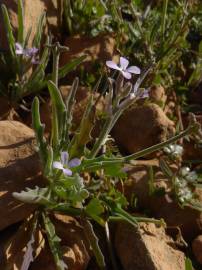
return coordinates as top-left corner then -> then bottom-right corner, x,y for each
42,213 -> 67,270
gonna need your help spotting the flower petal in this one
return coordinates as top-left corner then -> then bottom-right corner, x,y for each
53,161 -> 63,170
31,57 -> 40,65
122,71 -> 132,79
63,168 -> 72,176
15,43 -> 24,55
25,47 -> 39,57
139,89 -> 149,98
68,158 -> 81,168
61,151 -> 69,166
106,61 -> 121,70
126,66 -> 141,74
120,57 -> 129,70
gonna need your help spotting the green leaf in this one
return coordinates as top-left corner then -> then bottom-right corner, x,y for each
32,97 -> 48,165
13,187 -> 50,204
85,198 -> 105,226
1,4 -> 16,57
114,206 -> 138,227
64,77 -> 79,144
24,26 -> 32,47
33,12 -> 46,48
185,258 -> 193,270
25,36 -> 51,95
159,158 -> 173,178
81,219 -> 106,269
44,146 -> 53,177
42,213 -> 67,270
68,94 -> 95,158
104,163 -> 126,178
47,80 -> 67,148
86,198 -> 104,216
161,0 -> 168,41
17,0 -> 24,44
58,55 -> 86,79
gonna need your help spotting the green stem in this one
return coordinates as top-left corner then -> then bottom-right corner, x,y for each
109,216 -> 165,226
80,124 -> 195,173
124,125 -> 193,161
89,117 -> 113,158
52,44 -> 60,87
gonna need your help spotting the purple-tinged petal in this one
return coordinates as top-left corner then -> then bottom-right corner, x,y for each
126,66 -> 141,74
120,57 -> 129,70
122,71 -> 132,79
68,158 -> 81,168
15,43 -> 24,55
53,161 -> 63,170
106,61 -> 121,71
139,89 -> 149,99
63,168 -> 72,176
61,151 -> 69,166
31,57 -> 40,64
24,47 -> 39,57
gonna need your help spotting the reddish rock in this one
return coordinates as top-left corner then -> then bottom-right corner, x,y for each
1,218 -> 44,269
183,114 -> 202,161
124,162 -> 202,241
112,103 -> 175,155
149,85 -> 167,107
115,222 -> 186,270
0,121 -> 43,230
189,83 -> 202,106
60,34 -> 118,73
30,214 -> 91,270
0,214 -> 90,270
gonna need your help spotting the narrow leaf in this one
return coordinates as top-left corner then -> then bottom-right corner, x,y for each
42,213 -> 67,270
1,4 -> 16,57
17,0 -> 24,44
33,12 -> 46,47
185,258 -> 193,270
58,55 -> 86,79
81,219 -> 106,269
32,97 -> 48,165
20,234 -> 35,270
47,80 -> 67,148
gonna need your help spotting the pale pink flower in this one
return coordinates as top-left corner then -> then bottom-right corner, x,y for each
106,56 -> 140,79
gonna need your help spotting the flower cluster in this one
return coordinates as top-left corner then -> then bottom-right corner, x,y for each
106,56 -> 149,99
164,144 -> 183,159
175,167 -> 198,203
15,43 -> 39,64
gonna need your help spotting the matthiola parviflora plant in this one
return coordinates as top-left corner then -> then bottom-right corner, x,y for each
13,42 -> 202,270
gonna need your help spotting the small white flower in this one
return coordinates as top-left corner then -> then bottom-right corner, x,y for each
106,56 -> 140,79
164,144 -> 183,157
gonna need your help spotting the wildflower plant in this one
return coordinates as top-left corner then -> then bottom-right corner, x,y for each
0,0 -> 86,108
12,41 -> 202,269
